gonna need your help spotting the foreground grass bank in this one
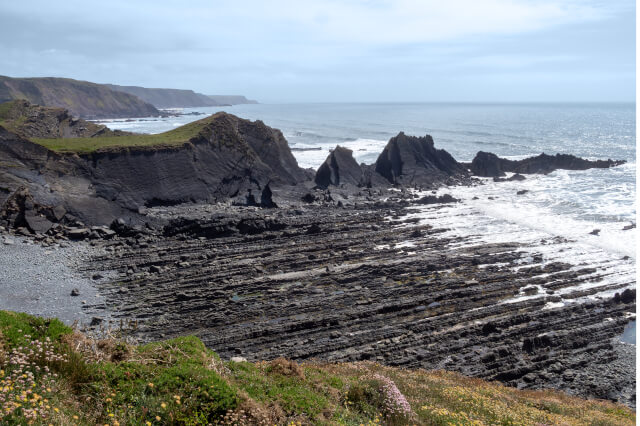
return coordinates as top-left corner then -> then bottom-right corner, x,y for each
0,311 -> 634,425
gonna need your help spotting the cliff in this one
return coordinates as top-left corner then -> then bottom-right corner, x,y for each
106,84 -> 221,108
0,76 -> 160,119
207,95 -> 258,105
0,112 -> 307,225
0,100 -> 131,139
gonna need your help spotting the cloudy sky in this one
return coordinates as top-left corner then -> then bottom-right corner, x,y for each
0,0 -> 634,102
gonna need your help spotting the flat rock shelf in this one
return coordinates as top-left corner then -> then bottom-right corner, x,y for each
81,199 -> 635,408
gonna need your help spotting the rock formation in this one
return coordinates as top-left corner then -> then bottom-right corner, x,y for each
0,76 -> 160,119
315,146 -> 364,188
0,100 -> 131,139
470,151 -> 626,177
106,84 -> 222,108
374,132 -> 468,187
0,112 -> 308,226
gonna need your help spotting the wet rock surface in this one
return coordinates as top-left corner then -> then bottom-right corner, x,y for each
63,193 -> 637,408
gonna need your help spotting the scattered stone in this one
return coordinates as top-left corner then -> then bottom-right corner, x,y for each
70,288 -> 80,296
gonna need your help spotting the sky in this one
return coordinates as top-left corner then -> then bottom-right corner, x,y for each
0,0 -> 635,103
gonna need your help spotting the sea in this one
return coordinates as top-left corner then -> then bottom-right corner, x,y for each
98,102 -> 636,341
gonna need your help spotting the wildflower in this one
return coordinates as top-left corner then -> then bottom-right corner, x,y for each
161,402 -> 167,409
156,415 -> 161,421
148,382 -> 154,388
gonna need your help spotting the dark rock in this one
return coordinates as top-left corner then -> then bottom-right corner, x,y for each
471,151 -> 507,177
92,273 -> 103,280
301,193 -> 317,203
67,228 -> 90,240
516,190 -> 528,195
614,289 -> 635,304
260,183 -> 277,208
70,288 -> 80,296
315,146 -> 364,188
24,212 -> 53,234
415,194 -> 458,205
374,132 -> 467,187
622,223 -> 635,231
470,151 -> 625,177
90,317 -> 103,326
589,229 -> 601,236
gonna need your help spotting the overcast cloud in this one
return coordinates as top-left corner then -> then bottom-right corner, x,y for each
0,0 -> 634,102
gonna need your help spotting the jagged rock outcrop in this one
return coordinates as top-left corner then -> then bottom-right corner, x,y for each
0,100 -> 131,139
0,76 -> 160,119
315,146 -> 364,188
374,132 -> 468,187
470,151 -> 626,177
0,112 -> 308,226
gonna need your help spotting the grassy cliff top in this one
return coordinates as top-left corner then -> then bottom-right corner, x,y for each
30,114 -> 223,153
0,310 -> 634,425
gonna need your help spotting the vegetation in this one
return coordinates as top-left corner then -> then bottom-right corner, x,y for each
0,310 -> 634,425
29,115 -> 219,153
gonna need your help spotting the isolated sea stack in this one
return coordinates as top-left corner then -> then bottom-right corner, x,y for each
374,132 -> 468,187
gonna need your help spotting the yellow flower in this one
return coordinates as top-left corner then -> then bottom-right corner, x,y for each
54,407 -> 59,413
73,415 -> 79,420
161,402 -> 167,409
109,413 -> 114,417
148,382 -> 154,388
146,422 -> 152,426
156,415 -> 161,421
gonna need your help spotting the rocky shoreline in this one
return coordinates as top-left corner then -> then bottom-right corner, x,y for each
0,107 -> 635,408
3,185 -> 632,407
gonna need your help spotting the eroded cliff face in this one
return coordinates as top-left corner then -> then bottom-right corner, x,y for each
0,76 -> 160,119
0,100 -> 131,139
0,113 -> 309,226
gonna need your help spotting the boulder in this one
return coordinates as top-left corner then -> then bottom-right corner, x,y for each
24,212 -> 53,234
415,194 -> 459,205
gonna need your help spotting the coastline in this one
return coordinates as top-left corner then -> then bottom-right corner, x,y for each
2,185 -> 631,407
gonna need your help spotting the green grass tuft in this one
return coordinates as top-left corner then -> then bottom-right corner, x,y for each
0,311 -> 635,425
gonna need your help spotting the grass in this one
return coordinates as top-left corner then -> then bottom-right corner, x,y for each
31,117 -> 212,153
0,310 -> 635,425
29,115 -> 220,153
